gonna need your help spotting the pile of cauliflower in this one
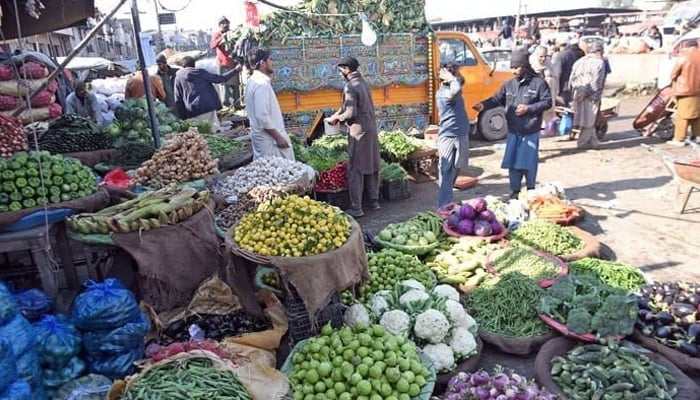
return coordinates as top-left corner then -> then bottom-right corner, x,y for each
343,279 -> 479,373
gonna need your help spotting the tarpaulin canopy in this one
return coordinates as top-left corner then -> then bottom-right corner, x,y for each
0,0 -> 95,40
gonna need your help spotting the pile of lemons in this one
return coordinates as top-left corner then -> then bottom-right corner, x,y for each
234,194 -> 352,257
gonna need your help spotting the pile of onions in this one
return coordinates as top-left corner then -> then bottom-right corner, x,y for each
0,114 -> 28,157
443,369 -> 556,400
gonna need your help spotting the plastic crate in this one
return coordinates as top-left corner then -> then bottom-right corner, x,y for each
288,301 -> 346,346
283,284 -> 340,316
381,179 -> 411,201
314,189 -> 350,210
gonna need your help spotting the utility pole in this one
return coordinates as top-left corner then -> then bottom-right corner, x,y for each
132,0 -> 161,148
514,0 -> 527,48
153,0 -> 164,52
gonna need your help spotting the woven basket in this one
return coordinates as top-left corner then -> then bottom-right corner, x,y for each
372,236 -> 439,256
443,219 -> 508,243
538,314 -> 625,343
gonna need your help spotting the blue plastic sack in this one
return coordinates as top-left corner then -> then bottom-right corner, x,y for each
71,279 -> 141,331
0,282 -> 18,325
0,380 -> 31,400
86,347 -> 143,380
558,114 -> 572,136
53,374 -> 112,400
15,350 -> 41,389
13,289 -> 53,323
0,314 -> 34,357
42,356 -> 86,390
83,312 -> 149,356
33,315 -> 82,367
0,338 -> 17,395
0,209 -> 75,234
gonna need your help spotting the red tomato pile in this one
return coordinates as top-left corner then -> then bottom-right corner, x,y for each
314,161 -> 348,192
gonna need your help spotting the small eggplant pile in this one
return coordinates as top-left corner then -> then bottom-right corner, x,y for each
636,282 -> 700,356
158,310 -> 271,345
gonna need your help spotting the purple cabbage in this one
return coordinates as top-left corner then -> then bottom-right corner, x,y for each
479,210 -> 496,222
457,219 -> 475,235
491,220 -> 504,235
459,204 -> 476,220
468,197 -> 488,213
474,220 -> 493,237
447,212 -> 461,229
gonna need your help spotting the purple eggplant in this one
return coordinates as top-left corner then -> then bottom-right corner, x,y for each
688,324 -> 700,340
671,303 -> 696,318
678,340 -> 700,356
657,311 -> 674,326
638,309 -> 656,322
637,297 -> 651,310
656,326 -> 672,339
688,294 -> 700,306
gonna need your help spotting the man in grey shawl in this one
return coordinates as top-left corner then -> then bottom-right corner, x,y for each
569,41 -> 607,150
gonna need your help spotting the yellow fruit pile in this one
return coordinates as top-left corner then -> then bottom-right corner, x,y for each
234,195 -> 352,257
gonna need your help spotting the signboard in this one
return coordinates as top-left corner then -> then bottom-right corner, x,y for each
245,1 -> 259,27
158,13 -> 176,25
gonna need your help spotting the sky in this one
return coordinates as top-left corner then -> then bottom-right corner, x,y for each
95,0 -> 654,32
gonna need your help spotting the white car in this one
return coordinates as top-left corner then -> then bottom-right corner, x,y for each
479,47 -> 513,71
657,28 -> 700,88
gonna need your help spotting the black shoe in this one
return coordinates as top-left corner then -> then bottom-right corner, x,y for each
509,191 -> 520,200
345,208 -> 365,218
368,201 -> 380,210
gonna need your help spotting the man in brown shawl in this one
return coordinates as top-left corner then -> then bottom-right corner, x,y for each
670,40 -> 700,145
327,56 -> 381,218
569,41 -> 607,150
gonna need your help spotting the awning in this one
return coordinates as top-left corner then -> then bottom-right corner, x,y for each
56,56 -> 130,75
618,19 -> 663,35
0,0 -> 95,40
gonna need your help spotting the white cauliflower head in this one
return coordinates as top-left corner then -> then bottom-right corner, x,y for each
445,299 -> 477,333
369,290 -> 391,317
423,343 -> 455,373
399,279 -> 426,293
449,327 -> 478,360
432,284 -> 460,302
343,304 -> 371,328
414,309 -> 450,344
379,309 -> 411,337
399,289 -> 430,309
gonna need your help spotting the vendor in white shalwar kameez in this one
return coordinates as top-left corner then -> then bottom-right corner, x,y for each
244,48 -> 295,160
569,41 -> 607,150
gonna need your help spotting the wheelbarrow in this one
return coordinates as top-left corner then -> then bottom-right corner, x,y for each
633,85 -> 676,140
641,142 -> 700,213
554,97 -> 621,141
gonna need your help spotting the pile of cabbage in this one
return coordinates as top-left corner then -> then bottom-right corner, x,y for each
343,280 -> 479,373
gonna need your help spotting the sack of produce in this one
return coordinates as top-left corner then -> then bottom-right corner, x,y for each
42,356 -> 86,391
108,350 -> 254,400
0,380 -> 31,400
443,367 -> 556,399
0,313 -> 35,357
15,350 -> 41,388
83,312 -> 150,356
0,95 -> 18,111
0,338 -> 18,394
18,61 -> 49,80
0,63 -> 14,81
71,279 -> 141,331
633,281 -> 700,376
33,315 -> 82,366
535,337 -> 700,400
53,373 -> 112,400
29,90 -> 54,108
86,347 -> 142,380
14,288 -> 53,322
0,281 -> 18,325
0,78 -> 47,97
467,272 -> 555,355
537,274 -> 637,341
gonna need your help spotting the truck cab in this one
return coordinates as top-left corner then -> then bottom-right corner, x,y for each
434,32 -> 513,140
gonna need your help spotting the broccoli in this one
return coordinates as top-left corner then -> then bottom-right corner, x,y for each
591,294 -> 637,336
575,293 -> 601,313
538,296 -> 566,321
549,275 -> 576,303
566,307 -> 592,334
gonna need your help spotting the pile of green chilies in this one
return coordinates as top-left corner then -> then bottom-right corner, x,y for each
569,258 -> 647,291
468,272 -> 550,338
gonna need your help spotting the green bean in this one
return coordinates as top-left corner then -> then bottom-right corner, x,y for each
468,272 -> 549,338
569,258 -> 647,291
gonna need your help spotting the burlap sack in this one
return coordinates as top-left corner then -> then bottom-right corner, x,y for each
0,78 -> 48,97
633,330 -> 700,378
534,337 -> 700,400
226,219 -> 370,321
62,149 -> 116,168
479,330 -> 557,356
145,275 -> 287,352
560,226 -> 601,262
108,349 -> 289,400
0,187 -> 110,229
112,205 -> 221,312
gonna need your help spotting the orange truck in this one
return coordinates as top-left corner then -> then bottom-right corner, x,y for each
267,31 -> 513,141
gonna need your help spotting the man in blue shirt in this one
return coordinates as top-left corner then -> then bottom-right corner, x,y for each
65,80 -> 103,126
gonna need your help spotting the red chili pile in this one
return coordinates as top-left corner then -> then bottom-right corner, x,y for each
314,161 -> 348,192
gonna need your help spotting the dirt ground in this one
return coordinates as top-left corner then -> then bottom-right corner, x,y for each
354,94 -> 700,381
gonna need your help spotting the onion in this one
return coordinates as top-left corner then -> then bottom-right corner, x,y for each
471,387 -> 490,399
469,370 -> 491,387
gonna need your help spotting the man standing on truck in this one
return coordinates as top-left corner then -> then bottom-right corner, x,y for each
210,16 -> 241,108
473,48 -> 552,199
670,40 -> 700,145
569,41 -> 607,150
327,56 -> 381,218
244,48 -> 295,160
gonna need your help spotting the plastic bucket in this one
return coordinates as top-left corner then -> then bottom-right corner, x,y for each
323,119 -> 340,135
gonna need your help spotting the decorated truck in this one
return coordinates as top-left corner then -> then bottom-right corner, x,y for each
251,0 -> 513,140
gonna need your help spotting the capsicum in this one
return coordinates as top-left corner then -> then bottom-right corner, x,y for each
49,186 -> 61,196
9,162 -> 21,170
35,187 -> 47,196
52,176 -> 63,186
25,167 -> 38,178
60,193 -> 72,202
13,169 -> 25,178
2,182 -> 15,193
21,186 -> 35,199
9,192 -> 22,202
49,195 -> 61,204
26,161 -> 38,171
64,174 -> 77,184
14,178 -> 27,188
22,198 -> 36,208
69,183 -> 78,192
0,205 -> 9,213
51,164 -> 64,175
0,193 -> 9,204
36,196 -> 47,205
27,177 -> 40,188
13,153 -> 28,166
2,170 -> 15,181
8,201 -> 21,211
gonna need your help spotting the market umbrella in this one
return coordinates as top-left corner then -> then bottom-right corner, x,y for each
0,0 -> 95,40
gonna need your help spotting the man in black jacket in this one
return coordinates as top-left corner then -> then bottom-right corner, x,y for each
155,54 -> 179,115
556,40 -> 585,105
474,48 -> 552,199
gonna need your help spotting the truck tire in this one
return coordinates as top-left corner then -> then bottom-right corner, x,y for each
478,107 -> 508,141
